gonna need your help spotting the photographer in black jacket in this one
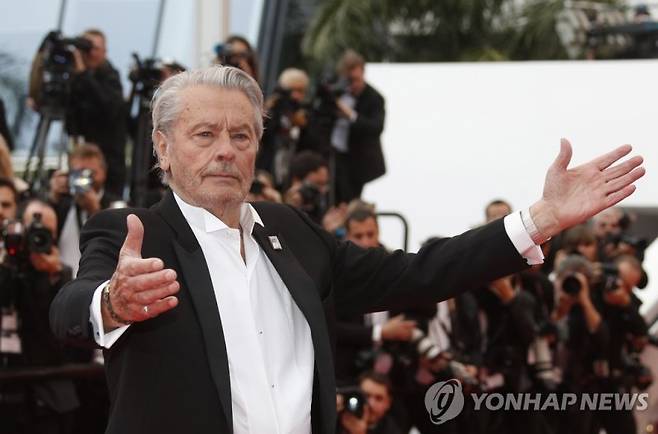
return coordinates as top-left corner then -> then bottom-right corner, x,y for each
593,254 -> 649,434
0,199 -> 77,434
66,29 -> 126,198
259,68 -> 310,185
552,255 -> 609,434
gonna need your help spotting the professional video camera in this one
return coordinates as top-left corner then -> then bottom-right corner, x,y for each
31,31 -> 92,112
128,54 -> 186,97
127,53 -> 185,207
1,213 -> 53,261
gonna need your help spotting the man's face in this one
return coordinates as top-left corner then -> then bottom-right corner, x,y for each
0,186 -> 17,221
347,216 -> 379,249
618,259 -> 642,290
157,86 -> 258,210
361,378 -> 391,425
347,66 -> 365,95
288,81 -> 307,103
23,203 -> 57,238
304,166 -> 329,193
82,33 -> 106,69
70,156 -> 106,191
594,210 -> 621,239
485,203 -> 511,223
577,241 -> 598,262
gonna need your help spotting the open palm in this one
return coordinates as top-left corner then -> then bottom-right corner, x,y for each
532,139 -> 645,238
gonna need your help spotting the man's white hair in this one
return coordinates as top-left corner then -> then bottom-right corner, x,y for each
150,65 -> 264,183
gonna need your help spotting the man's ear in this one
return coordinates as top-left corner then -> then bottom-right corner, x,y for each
154,130 -> 170,171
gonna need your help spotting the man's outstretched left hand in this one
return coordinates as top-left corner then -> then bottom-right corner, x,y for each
530,138 -> 644,240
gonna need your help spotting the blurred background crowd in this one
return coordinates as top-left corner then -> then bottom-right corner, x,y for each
1,0 -> 658,433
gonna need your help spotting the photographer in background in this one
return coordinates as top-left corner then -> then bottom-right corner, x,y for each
339,371 -> 402,434
593,254 -> 649,434
215,35 -> 259,83
305,50 -> 385,203
284,150 -> 331,223
258,68 -> 310,185
552,255 -> 608,434
66,28 -> 126,198
331,50 -> 386,203
49,144 -> 119,276
335,205 -> 417,385
0,199 -> 78,434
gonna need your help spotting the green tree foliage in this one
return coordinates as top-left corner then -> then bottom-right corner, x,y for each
302,0 -> 623,63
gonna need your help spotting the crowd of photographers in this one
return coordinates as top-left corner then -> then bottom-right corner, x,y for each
0,28 -> 654,434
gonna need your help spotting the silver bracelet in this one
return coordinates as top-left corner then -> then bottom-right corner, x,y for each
520,209 -> 550,245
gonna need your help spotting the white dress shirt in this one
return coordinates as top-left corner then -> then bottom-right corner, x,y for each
330,93 -> 357,153
88,200 -> 542,433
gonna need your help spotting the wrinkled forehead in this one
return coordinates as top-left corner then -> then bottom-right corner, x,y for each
175,85 -> 257,131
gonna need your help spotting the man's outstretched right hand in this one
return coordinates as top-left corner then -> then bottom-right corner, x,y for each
101,214 -> 179,331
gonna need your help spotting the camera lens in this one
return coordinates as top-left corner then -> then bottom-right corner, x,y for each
562,275 -> 582,295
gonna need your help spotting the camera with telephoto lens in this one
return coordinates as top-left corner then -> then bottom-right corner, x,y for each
410,328 -> 479,386
336,386 -> 366,418
1,213 -> 54,260
298,182 -> 328,223
69,168 -> 94,195
315,74 -> 350,106
33,31 -> 93,112
562,263 -> 619,295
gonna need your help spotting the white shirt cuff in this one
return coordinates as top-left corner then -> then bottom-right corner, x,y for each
503,210 -> 545,266
90,280 -> 130,348
372,324 -> 382,343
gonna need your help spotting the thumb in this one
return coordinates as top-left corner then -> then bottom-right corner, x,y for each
120,214 -> 144,257
553,138 -> 573,170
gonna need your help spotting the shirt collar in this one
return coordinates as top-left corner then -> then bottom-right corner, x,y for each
172,191 -> 264,235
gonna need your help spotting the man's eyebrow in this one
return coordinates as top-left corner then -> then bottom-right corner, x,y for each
187,121 -> 220,132
229,123 -> 255,132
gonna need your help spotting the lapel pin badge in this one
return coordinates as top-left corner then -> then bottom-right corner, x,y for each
269,236 -> 283,250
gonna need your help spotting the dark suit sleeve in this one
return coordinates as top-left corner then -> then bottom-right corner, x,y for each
335,317 -> 374,347
50,209 -> 130,345
287,205 -> 528,317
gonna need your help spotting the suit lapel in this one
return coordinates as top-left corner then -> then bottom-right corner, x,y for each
154,191 -> 233,432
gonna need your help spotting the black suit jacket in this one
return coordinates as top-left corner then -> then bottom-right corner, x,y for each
348,83 -> 386,185
50,190 -> 527,434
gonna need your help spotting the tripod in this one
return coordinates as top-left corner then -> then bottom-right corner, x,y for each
23,106 -> 69,194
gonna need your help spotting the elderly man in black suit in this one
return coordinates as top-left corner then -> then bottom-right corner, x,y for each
50,65 -> 644,434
